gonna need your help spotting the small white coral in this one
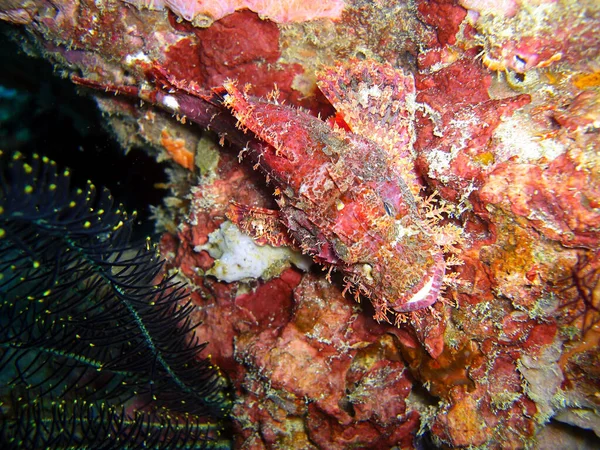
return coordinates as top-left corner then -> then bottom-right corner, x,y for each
195,221 -> 310,283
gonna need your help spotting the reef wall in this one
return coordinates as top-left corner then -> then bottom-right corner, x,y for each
1,0 -> 599,448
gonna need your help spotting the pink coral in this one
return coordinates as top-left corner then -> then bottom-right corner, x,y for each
131,0 -> 346,25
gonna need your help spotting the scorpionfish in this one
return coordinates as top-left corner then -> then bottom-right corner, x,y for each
222,60 -> 448,322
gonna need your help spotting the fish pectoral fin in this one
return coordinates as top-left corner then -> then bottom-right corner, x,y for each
226,201 -> 294,248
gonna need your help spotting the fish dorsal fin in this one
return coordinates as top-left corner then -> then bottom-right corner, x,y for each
317,60 -> 417,163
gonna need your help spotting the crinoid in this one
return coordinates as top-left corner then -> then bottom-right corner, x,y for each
0,151 -> 232,449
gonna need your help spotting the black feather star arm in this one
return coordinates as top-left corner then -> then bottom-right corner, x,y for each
0,151 -> 233,449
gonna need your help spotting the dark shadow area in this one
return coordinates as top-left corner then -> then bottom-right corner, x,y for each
0,24 -> 167,238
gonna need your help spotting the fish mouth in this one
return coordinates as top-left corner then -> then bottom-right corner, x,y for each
393,255 -> 445,313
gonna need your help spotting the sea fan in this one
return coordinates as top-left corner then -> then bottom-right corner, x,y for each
0,151 -> 232,449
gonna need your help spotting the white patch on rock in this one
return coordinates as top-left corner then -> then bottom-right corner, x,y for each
195,221 -> 311,283
494,112 -> 565,162
124,51 -> 151,65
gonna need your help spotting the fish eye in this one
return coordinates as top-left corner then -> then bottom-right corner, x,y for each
383,201 -> 394,217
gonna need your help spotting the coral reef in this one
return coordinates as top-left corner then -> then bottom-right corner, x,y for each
462,0 -> 598,74
1,0 -> 599,448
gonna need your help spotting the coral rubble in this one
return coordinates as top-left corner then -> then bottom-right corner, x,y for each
1,0 -> 599,448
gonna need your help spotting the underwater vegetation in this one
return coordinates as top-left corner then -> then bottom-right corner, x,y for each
0,151 -> 232,449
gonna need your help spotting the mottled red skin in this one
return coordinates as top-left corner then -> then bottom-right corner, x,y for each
222,81 -> 446,315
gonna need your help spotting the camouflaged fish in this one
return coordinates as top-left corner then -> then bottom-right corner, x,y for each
221,60 -> 448,322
